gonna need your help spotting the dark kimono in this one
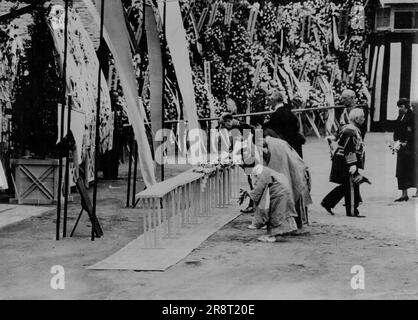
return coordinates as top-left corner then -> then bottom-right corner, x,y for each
394,108 -> 416,190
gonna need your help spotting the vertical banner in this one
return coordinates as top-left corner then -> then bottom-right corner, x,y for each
307,16 -> 311,41
144,4 -> 163,149
251,60 -> 262,96
330,64 -> 336,85
160,0 -> 205,159
387,42 -> 402,120
83,0 -> 156,186
280,29 -> 284,52
226,67 -> 233,94
247,9 -> 255,33
298,61 -> 307,82
224,3 -> 233,27
249,10 -> 258,40
350,56 -> 359,84
189,11 -> 202,55
348,55 -> 355,72
204,60 -> 212,95
208,1 -> 219,27
276,8 -> 283,24
370,46 -> 379,88
204,60 -> 214,118
332,15 -> 340,51
410,44 -> 418,103
197,7 -> 209,33
301,17 -> 306,43
313,26 -> 323,57
373,45 -> 385,122
364,44 -> 370,76
190,11 -> 199,39
163,0 -> 201,132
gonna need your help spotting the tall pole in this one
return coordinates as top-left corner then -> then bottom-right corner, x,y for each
92,0 -> 105,241
131,141 -> 138,206
56,0 -> 70,241
63,94 -> 72,237
126,130 -> 133,207
161,0 -> 167,182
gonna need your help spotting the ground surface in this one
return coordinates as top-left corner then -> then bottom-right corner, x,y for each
0,133 -> 417,300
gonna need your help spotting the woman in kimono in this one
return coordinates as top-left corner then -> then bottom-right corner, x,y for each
393,98 -> 417,201
262,136 -> 312,229
247,164 -> 299,242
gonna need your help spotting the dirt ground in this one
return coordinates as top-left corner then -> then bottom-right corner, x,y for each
0,133 -> 417,300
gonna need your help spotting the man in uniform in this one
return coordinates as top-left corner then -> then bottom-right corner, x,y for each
321,108 -> 366,217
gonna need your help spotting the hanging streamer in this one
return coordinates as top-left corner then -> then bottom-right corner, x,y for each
144,4 -> 163,150
82,0 -> 156,186
204,60 -> 212,96
224,3 -> 233,26
208,1 -> 219,27
197,7 -> 209,33
251,60 -> 262,96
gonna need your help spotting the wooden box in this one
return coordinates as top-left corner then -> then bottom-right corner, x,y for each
10,158 -> 60,205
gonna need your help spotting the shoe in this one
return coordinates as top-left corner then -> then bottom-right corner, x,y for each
241,207 -> 255,213
321,202 -> 334,215
248,224 -> 267,230
289,229 -> 310,236
257,235 -> 276,243
394,196 -> 409,202
347,210 -> 366,218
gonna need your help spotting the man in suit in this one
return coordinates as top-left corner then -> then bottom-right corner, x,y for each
263,88 -> 305,158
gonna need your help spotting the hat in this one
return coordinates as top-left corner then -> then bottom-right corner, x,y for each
220,112 -> 233,123
352,172 -> 371,185
397,97 -> 411,108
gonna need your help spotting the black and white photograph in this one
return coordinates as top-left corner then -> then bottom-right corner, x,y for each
0,0 -> 417,303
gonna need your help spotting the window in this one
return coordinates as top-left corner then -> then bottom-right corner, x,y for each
375,8 -> 391,29
394,11 -> 418,30
394,11 -> 413,29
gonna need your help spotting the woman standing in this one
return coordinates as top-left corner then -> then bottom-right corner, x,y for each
393,98 -> 417,201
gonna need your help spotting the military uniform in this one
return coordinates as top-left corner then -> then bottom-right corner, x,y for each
322,123 -> 365,216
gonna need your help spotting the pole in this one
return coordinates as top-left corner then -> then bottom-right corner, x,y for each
126,132 -> 133,207
63,95 -> 72,237
56,0 -> 70,241
131,141 -> 138,206
92,0 -> 105,241
161,0 -> 167,182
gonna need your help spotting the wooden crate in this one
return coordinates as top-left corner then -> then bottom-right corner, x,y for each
10,158 -> 60,205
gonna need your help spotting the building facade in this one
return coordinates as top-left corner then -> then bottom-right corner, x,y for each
368,0 -> 418,131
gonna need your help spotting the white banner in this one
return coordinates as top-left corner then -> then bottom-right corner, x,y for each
83,0 -> 156,186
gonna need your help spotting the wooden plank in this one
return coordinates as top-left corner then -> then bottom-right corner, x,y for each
135,169 -> 212,199
88,206 -> 242,271
0,204 -> 52,230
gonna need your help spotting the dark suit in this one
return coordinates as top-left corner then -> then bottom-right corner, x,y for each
264,107 -> 305,158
